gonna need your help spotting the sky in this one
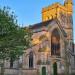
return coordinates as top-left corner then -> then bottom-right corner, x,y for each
0,0 -> 75,43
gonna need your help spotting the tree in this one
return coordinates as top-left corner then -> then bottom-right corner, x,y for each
0,7 -> 32,75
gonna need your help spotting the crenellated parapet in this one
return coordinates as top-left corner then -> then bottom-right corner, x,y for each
42,1 -> 73,22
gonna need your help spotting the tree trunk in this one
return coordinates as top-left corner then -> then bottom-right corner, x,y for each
1,61 -> 5,75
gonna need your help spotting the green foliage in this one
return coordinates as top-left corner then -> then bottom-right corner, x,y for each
0,6 -> 32,61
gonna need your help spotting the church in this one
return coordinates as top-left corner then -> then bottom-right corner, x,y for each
4,0 -> 75,75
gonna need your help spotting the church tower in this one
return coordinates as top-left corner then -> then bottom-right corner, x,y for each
64,0 -> 73,12
64,0 -> 73,45
42,0 -> 73,43
3,0 -> 75,75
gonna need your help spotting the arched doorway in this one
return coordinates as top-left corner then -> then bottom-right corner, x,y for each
53,62 -> 58,75
29,51 -> 33,68
42,66 -> 46,75
51,28 -> 60,56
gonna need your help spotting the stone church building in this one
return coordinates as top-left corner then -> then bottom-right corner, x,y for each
3,0 -> 75,75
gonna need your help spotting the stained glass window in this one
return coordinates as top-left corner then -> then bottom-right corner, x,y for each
51,29 -> 60,56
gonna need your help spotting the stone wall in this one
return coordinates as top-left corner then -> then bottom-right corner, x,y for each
0,68 -> 38,75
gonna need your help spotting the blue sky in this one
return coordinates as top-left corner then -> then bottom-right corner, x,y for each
0,0 -> 75,43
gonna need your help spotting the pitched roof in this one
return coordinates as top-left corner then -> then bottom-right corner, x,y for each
30,19 -> 53,29
29,18 -> 67,37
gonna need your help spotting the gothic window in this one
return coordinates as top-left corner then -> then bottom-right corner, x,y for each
51,29 -> 60,56
10,57 -> 14,68
29,51 -> 33,68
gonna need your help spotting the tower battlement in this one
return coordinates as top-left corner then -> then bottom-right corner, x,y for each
42,0 -> 73,21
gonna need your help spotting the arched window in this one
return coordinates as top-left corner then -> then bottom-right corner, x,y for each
10,57 -> 13,68
29,51 -> 33,68
51,29 -> 60,56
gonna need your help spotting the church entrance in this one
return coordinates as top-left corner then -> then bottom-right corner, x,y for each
42,66 -> 46,75
53,62 -> 58,75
